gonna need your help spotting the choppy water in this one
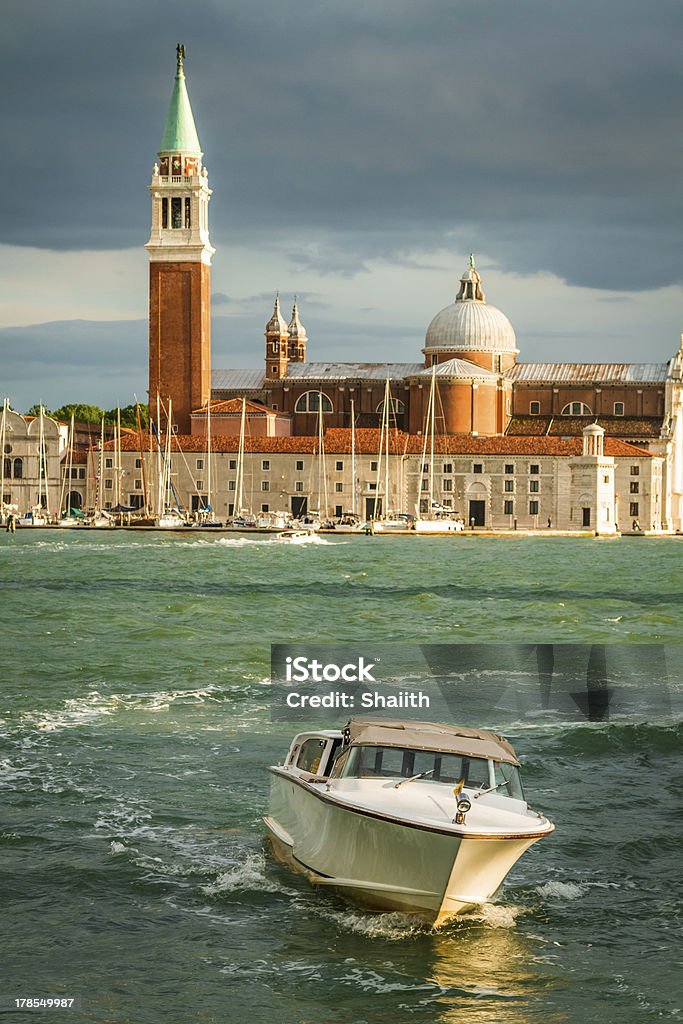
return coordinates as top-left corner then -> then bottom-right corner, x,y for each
1,532 -> 682,1023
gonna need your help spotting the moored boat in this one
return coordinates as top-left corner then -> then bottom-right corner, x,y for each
265,718 -> 554,927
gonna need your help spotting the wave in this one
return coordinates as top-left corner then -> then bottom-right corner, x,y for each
202,852 -> 290,896
535,880 -> 586,900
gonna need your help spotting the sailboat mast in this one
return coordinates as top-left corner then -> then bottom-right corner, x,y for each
350,398 -> 356,517
235,397 -> 246,515
115,406 -> 121,510
429,366 -> 436,513
0,399 -> 6,517
135,400 -> 149,513
206,399 -> 212,516
384,380 -> 390,516
39,405 -> 48,515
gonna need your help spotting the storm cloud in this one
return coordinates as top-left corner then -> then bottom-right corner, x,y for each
4,0 -> 683,290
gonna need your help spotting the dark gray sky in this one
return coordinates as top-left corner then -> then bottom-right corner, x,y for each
3,0 -> 683,409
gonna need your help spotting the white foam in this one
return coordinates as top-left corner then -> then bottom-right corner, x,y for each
317,907 -> 428,940
202,852 -> 287,895
109,841 -> 127,855
467,902 -> 527,928
536,880 -> 586,900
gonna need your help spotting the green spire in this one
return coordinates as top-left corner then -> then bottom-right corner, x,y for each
159,43 -> 201,154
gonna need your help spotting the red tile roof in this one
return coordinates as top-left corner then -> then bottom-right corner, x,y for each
192,398 -> 283,416
507,415 -> 662,438
101,428 -> 653,458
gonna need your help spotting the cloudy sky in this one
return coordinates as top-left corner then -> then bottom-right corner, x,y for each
3,0 -> 683,410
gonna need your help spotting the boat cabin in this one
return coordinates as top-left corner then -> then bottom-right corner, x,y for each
281,719 -> 526,801
283,730 -> 343,778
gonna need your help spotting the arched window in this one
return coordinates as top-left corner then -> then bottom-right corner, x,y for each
13,457 -> 22,479
294,391 -> 333,413
375,398 -> 405,416
561,402 -> 592,416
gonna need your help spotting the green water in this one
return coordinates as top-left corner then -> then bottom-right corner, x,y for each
1,533 -> 682,1023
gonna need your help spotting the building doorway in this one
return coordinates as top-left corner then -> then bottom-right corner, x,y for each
366,496 -> 382,519
468,499 -> 486,527
582,507 -> 591,527
291,495 -> 308,517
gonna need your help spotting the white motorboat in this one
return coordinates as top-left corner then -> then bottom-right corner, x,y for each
265,718 -> 554,927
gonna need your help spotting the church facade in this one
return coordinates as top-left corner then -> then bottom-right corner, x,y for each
141,47 -> 683,532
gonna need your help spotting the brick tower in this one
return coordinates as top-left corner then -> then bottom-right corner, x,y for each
146,44 -> 215,433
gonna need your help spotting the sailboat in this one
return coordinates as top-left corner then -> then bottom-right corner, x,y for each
370,380 -> 411,533
198,399 -> 222,526
414,367 -> 464,534
18,406 -> 50,526
56,414 -> 82,526
154,398 -> 189,528
226,397 -> 290,532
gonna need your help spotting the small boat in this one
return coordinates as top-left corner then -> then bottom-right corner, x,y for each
265,718 -> 554,927
274,528 -> 318,543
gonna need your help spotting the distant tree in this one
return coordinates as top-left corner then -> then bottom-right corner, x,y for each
104,404 -> 149,429
50,403 -> 106,424
26,403 -> 50,417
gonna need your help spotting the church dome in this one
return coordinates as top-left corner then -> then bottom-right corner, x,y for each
424,258 -> 517,355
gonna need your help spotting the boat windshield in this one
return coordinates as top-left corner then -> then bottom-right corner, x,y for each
331,745 -> 491,788
493,761 -> 525,801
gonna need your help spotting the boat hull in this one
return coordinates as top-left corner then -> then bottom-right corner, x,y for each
266,769 -> 543,925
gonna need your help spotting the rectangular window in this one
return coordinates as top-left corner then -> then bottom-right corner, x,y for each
171,197 -> 182,228
504,479 -> 514,492
196,459 -> 204,470
371,461 -> 378,471
70,467 -> 78,478
229,459 -> 237,470
422,463 -> 429,473
603,475 -> 610,484
135,458 -> 142,469
614,402 -> 624,416
228,481 -> 235,491
630,481 -> 639,494
296,460 -> 304,471
335,482 -> 343,492
262,460 -> 270,471
161,197 -> 168,229
503,500 -> 514,515
443,499 -> 452,508
473,463 -> 483,474
443,463 -> 453,474
335,505 -> 343,517
261,481 -> 270,491
421,480 -> 428,490
104,480 -> 113,489
105,501 -> 112,510
530,464 -> 539,475
505,464 -> 514,475
184,197 -> 191,228
79,468 -> 85,479
105,458 -> 113,469
630,502 -> 639,516
630,465 -> 640,476
135,479 -> 142,490
336,460 -> 344,471
529,479 -> 540,493
529,401 -> 540,415
529,500 -> 539,515
261,504 -> 269,513
295,481 -> 304,492
129,494 -> 143,510
443,479 -> 453,492
196,480 -> 204,490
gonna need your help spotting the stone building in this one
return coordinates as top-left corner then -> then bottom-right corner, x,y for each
110,46 -> 683,531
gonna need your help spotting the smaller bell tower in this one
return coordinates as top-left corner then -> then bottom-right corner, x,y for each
264,296 -> 290,380
146,44 -> 215,433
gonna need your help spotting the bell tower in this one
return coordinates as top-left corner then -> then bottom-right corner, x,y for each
146,44 -> 215,433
